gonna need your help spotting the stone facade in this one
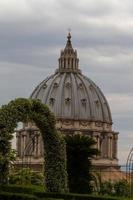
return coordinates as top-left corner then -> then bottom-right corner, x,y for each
16,120 -> 118,171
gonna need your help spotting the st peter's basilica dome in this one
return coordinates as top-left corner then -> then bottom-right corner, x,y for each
31,33 -> 112,124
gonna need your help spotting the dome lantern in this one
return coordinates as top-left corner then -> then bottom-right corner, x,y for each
57,32 -> 81,73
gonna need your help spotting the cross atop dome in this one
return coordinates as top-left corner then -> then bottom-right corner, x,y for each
57,32 -> 81,73
65,31 -> 72,49
67,31 -> 71,40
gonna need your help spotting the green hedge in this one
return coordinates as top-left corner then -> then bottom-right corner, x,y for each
0,185 -> 121,200
0,184 -> 44,195
35,192 -> 119,200
0,192 -> 38,200
0,98 -> 68,192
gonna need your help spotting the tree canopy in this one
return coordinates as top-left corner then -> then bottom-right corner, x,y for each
65,134 -> 99,194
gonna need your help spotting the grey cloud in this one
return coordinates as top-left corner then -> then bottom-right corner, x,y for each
0,61 -> 54,105
113,116 -> 133,131
83,71 -> 133,94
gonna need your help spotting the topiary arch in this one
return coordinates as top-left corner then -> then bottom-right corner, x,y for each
0,98 -> 68,192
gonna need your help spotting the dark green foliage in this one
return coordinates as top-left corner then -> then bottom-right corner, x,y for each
9,168 -> 44,185
0,192 -> 38,200
0,184 -> 43,195
65,134 -> 99,194
0,191 -> 120,200
100,181 -> 114,196
114,179 -> 129,197
0,184 -> 121,200
0,98 -> 68,192
100,180 -> 130,197
35,191 -> 119,200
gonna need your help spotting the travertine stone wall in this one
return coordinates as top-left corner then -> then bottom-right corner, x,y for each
16,119 -> 118,169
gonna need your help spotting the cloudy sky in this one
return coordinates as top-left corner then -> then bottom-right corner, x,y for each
0,0 -> 133,165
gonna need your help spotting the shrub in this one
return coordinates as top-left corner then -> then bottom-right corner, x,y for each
0,192 -> 38,200
114,179 -> 129,197
100,179 -> 130,197
35,192 -> 119,200
0,185 -> 120,200
0,184 -> 44,195
9,168 -> 44,186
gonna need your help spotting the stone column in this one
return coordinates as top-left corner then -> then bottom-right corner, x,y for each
62,59 -> 64,68
64,58 -> 66,68
71,58 -> 73,69
107,133 -> 113,159
101,134 -> 108,158
34,132 -> 40,158
100,133 -> 105,158
107,134 -> 111,158
36,134 -> 39,158
37,134 -> 41,157
113,133 -> 118,159
16,132 -> 21,157
74,58 -> 76,69
20,133 -> 24,158
33,134 -> 37,157
100,133 -> 110,159
21,132 -> 27,157
110,135 -> 113,159
93,132 -> 100,158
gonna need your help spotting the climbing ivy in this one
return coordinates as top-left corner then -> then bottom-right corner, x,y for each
0,98 -> 68,193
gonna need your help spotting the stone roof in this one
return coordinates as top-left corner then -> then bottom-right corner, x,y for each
30,33 -> 112,124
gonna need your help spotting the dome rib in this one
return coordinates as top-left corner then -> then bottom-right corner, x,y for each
85,76 -> 105,122
69,73 -> 74,118
53,73 -> 63,115
76,73 -> 92,120
62,73 -> 71,118
43,74 -> 58,104
58,73 -> 66,118
97,87 -> 112,123
30,76 -> 52,99
71,73 -> 80,119
78,74 -> 93,119
83,75 -> 112,123
89,79 -> 105,122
